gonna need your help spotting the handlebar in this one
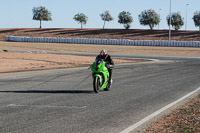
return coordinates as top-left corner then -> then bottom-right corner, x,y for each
89,64 -> 114,70
106,64 -> 114,69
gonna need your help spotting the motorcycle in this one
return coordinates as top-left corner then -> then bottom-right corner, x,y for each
91,58 -> 113,93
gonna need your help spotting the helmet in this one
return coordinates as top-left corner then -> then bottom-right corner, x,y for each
100,49 -> 108,59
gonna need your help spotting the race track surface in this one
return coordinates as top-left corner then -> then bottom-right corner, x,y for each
0,55 -> 200,133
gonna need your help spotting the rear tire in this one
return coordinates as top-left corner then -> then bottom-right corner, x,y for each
93,76 -> 100,93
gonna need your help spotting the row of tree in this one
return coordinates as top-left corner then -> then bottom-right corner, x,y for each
33,6 -> 200,31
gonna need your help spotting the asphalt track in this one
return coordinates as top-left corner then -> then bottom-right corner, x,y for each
0,54 -> 200,133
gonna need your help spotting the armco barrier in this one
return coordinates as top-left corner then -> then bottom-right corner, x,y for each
6,36 -> 200,48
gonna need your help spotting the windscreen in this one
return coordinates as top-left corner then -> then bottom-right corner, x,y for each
95,58 -> 103,65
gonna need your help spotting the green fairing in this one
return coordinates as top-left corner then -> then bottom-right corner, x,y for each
91,59 -> 109,90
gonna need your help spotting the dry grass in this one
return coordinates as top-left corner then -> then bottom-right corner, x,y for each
1,41 -> 200,57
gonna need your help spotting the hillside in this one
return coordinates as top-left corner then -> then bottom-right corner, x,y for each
1,28 -> 200,41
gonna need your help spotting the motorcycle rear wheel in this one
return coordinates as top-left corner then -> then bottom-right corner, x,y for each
93,76 -> 100,93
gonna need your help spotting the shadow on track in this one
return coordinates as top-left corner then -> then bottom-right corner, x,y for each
0,90 -> 94,94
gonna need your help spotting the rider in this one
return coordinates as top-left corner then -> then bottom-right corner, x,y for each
96,49 -> 114,83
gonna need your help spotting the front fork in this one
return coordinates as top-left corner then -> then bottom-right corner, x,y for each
93,73 -> 109,89
93,74 -> 102,85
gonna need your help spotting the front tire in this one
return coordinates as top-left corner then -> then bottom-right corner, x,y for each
105,79 -> 112,91
93,76 -> 100,93
105,83 -> 111,91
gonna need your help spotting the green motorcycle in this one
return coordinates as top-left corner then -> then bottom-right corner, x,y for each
91,58 -> 113,93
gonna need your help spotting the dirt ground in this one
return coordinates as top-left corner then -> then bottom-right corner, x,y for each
1,28 -> 200,41
0,52 -> 141,73
145,94 -> 200,133
0,41 -> 149,73
1,41 -> 200,57
1,41 -> 200,73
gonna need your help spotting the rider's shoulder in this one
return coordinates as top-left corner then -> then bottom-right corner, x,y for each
96,55 -> 101,58
106,54 -> 110,57
107,54 -> 112,58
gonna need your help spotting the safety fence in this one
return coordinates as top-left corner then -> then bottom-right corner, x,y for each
6,36 -> 200,47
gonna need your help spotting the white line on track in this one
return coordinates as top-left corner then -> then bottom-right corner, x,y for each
7,104 -> 87,109
120,86 -> 200,133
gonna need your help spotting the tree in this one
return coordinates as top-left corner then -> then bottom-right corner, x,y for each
166,12 -> 184,31
193,11 -> 200,31
32,6 -> 52,29
73,13 -> 88,29
100,11 -> 114,29
118,11 -> 133,29
138,9 -> 160,30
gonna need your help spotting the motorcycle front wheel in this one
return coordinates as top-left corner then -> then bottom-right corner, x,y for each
93,76 -> 100,93
104,83 -> 111,91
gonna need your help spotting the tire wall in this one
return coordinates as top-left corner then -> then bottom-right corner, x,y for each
6,36 -> 200,48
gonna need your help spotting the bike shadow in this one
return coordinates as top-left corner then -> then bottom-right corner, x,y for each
0,90 -> 94,94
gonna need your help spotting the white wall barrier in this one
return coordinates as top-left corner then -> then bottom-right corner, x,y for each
6,36 -> 200,48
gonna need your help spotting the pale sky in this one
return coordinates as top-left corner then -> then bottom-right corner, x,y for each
0,0 -> 199,30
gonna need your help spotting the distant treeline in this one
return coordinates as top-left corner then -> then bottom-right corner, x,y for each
32,6 -> 200,31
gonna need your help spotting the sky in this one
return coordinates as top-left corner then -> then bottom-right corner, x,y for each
0,0 -> 200,30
